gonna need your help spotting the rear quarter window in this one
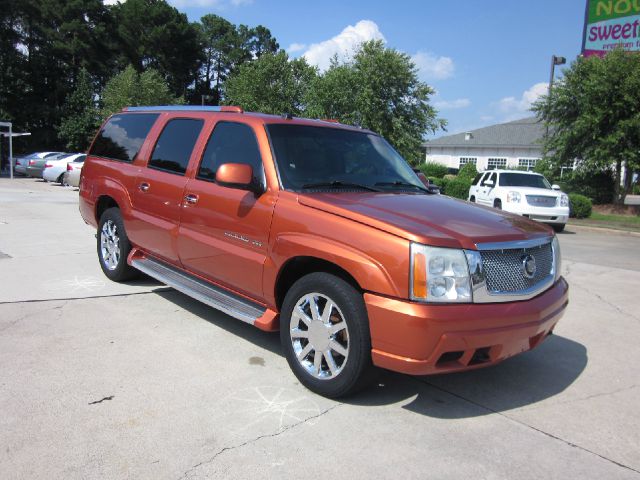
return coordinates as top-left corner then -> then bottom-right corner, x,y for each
90,113 -> 159,162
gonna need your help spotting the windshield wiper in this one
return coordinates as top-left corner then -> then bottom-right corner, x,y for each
301,181 -> 382,192
374,181 -> 428,193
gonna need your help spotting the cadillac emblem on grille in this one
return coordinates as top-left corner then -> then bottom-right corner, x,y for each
521,254 -> 537,279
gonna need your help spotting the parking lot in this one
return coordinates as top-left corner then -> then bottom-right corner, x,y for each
1,177 -> 639,479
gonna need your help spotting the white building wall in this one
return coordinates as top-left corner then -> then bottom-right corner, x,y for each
425,146 -> 543,172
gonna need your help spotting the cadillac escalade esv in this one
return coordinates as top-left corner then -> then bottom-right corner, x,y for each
79,106 -> 569,398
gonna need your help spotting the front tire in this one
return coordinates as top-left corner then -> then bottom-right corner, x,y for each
551,223 -> 565,233
97,208 -> 138,282
494,199 -> 502,210
470,196 -> 476,203
280,272 -> 375,398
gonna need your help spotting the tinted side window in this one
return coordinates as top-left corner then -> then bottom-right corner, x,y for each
148,119 -> 204,175
90,113 -> 159,162
471,173 -> 483,186
198,122 -> 264,185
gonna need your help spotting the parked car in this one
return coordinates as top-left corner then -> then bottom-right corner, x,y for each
468,170 -> 569,232
412,168 -> 441,194
63,157 -> 84,187
14,152 -> 62,176
80,106 -> 568,398
43,153 -> 85,184
26,152 -> 67,179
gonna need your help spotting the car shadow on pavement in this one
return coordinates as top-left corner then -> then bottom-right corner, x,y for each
350,334 -> 588,418
153,288 -> 587,418
154,288 -> 282,355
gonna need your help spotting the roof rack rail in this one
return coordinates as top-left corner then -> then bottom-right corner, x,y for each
123,105 -> 243,113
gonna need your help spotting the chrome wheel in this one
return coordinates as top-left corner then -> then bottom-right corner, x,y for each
100,220 -> 121,271
290,293 -> 350,380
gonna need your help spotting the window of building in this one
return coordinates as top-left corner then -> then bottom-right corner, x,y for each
459,157 -> 477,168
198,122 -> 264,185
487,158 -> 507,170
518,158 -> 539,170
148,119 -> 204,175
90,113 -> 159,162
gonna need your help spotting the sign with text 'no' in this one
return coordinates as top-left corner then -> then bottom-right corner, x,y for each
582,0 -> 640,56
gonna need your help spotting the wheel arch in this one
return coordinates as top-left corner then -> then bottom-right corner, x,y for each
274,256 -> 361,311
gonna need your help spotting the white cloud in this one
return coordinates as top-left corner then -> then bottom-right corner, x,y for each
287,43 -> 307,53
434,98 -> 470,110
102,0 -> 121,4
412,51 -> 455,81
230,0 -> 253,5
302,20 -> 385,71
495,82 -> 548,119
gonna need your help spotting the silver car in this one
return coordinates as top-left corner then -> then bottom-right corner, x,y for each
14,152 -> 62,176
63,158 -> 84,187
25,152 -> 67,179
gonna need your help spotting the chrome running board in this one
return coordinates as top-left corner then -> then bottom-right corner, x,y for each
132,257 -> 265,325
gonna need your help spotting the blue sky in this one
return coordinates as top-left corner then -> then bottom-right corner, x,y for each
162,0 -> 586,138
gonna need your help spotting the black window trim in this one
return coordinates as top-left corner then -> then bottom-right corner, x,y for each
89,112 -> 160,164
146,116 -> 205,177
195,120 -> 266,188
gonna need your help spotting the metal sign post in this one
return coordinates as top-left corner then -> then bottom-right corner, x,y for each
0,122 -> 30,179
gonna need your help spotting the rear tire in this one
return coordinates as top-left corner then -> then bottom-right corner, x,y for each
97,208 -> 139,282
56,173 -> 65,184
280,272 -> 376,398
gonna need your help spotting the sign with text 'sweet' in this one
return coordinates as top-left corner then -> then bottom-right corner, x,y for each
582,0 -> 640,56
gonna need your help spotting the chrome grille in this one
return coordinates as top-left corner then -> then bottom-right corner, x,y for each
480,242 -> 553,293
526,195 -> 557,207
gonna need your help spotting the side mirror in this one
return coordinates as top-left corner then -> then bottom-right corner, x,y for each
552,184 -> 561,191
484,180 -> 495,187
216,163 -> 262,194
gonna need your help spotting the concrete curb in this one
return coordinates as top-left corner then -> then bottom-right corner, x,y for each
566,223 -> 640,237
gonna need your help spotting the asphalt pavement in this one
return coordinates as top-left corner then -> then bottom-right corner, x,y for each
1,178 -> 639,479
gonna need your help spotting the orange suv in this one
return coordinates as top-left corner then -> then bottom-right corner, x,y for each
79,106 -> 568,398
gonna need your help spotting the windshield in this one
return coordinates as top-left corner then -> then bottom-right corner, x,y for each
266,124 -> 423,192
499,172 -> 551,189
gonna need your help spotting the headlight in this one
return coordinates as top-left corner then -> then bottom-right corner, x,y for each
560,194 -> 569,207
552,235 -> 562,281
506,191 -> 521,203
410,243 -> 472,303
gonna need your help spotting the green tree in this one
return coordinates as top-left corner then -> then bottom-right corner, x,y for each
306,40 -> 445,164
533,48 -> 640,204
197,14 -> 237,105
224,51 -> 317,115
111,0 -> 201,96
101,65 -> 182,118
58,68 -> 100,151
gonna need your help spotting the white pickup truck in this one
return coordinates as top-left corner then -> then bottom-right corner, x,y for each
468,170 -> 569,232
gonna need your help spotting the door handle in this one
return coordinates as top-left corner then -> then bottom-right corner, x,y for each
184,193 -> 199,205
139,182 -> 150,192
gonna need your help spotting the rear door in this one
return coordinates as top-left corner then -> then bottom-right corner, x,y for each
177,120 -> 277,301
131,116 -> 205,265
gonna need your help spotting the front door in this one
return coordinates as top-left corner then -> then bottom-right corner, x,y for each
177,121 -> 277,302
131,117 -> 205,264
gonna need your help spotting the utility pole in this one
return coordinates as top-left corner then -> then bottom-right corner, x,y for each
545,55 -> 566,137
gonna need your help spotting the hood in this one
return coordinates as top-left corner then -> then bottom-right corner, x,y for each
298,192 -> 552,250
506,187 -> 564,197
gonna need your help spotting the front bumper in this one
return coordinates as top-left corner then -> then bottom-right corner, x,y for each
503,203 -> 569,224
366,277 -> 568,375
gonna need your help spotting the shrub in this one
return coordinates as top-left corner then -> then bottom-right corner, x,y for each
420,161 -> 449,178
568,193 -> 592,218
442,178 -> 472,200
560,168 -> 615,205
633,183 -> 640,195
457,162 -> 478,181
